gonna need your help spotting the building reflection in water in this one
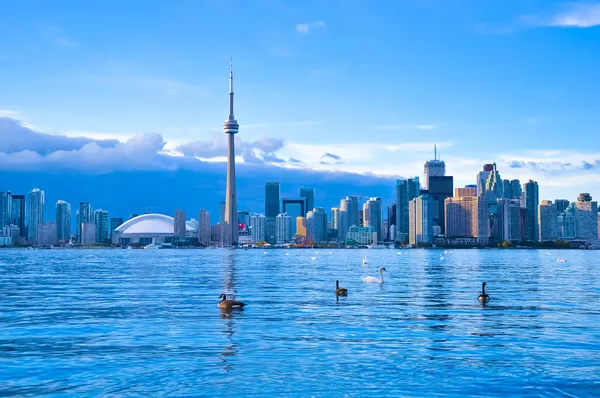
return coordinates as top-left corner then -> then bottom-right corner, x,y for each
218,251 -> 240,372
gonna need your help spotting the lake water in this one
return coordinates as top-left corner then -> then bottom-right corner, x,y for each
1,248 -> 599,396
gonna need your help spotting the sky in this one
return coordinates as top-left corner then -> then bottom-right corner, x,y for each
1,0 -> 600,218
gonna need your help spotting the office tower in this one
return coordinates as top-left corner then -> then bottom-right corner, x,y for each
0,191 -> 12,228
575,193 -> 598,240
338,196 -> 359,242
78,202 -> 93,243
300,188 -> 315,215
522,180 -> 539,241
174,209 -> 186,239
38,222 -> 57,246
444,196 -> 489,245
389,224 -> 397,242
455,187 -> 476,198
27,188 -> 44,244
219,201 -> 226,224
555,199 -> 570,214
110,217 -> 123,244
223,62 -> 240,246
538,200 -> 558,242
423,145 -> 445,190
387,203 -> 396,240
485,163 -> 503,201
363,197 -> 382,242
477,164 -> 494,197
198,209 -> 211,244
396,178 -> 420,242
558,204 -> 576,239
307,207 -> 327,242
55,200 -> 71,243
250,214 -> 266,244
497,199 -> 521,243
331,207 -> 339,232
276,213 -> 292,243
295,217 -> 307,240
511,180 -> 523,199
93,209 -> 109,244
265,181 -> 280,244
428,176 -> 453,235
409,195 -> 434,246
11,194 -> 26,237
282,198 -> 305,237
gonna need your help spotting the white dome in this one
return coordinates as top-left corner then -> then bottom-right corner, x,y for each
115,213 -> 194,234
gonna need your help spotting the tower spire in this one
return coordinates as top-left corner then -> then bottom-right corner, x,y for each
228,58 -> 234,120
434,144 -> 437,160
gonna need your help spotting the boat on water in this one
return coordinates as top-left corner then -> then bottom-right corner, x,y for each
144,243 -> 160,249
367,236 -> 385,249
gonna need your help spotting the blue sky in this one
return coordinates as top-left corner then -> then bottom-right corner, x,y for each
1,0 -> 600,209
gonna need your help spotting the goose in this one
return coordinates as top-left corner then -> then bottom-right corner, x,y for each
363,267 -> 386,283
478,282 -> 490,304
335,280 -> 348,296
218,294 -> 246,309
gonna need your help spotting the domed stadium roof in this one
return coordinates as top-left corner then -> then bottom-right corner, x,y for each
115,213 -> 194,234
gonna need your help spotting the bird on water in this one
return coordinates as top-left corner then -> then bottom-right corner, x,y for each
218,294 -> 246,310
335,280 -> 348,296
363,267 -> 386,283
478,282 -> 491,304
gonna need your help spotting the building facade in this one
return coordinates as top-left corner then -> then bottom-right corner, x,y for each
497,199 -> 521,243
575,193 -> 598,240
409,195 -> 434,246
396,178 -> 420,242
538,200 -> 558,242
78,202 -> 93,243
346,225 -> 377,246
174,209 -> 187,239
38,222 -> 57,246
11,194 -> 26,237
362,197 -> 382,242
428,176 -> 453,235
339,196 -> 359,242
55,200 -> 71,243
300,188 -> 315,215
198,209 -> 211,244
27,188 -> 44,244
265,181 -> 280,244
307,207 -> 327,242
276,213 -> 292,243
93,209 -> 109,244
444,196 -> 489,245
522,180 -> 539,241
0,191 -> 12,228
250,214 -> 266,244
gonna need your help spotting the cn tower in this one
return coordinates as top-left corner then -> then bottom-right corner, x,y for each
223,60 -> 239,245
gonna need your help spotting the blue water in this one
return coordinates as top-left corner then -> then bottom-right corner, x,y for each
1,249 -> 599,396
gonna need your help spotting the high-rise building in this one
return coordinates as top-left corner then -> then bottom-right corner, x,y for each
27,188 -> 44,244
338,196 -> 359,242
174,209 -> 186,239
300,188 -> 315,215
538,200 -> 558,242
575,193 -> 598,240
396,178 -> 420,242
502,179 -> 522,199
331,207 -> 339,232
11,194 -> 26,237
93,209 -> 109,244
0,191 -> 12,228
198,209 -> 211,244
295,217 -> 307,240
522,180 -> 539,241
387,203 -> 396,241
78,202 -> 93,243
282,198 -> 305,237
211,222 -> 231,247
363,197 -> 382,242
444,196 -> 489,245
265,181 -> 280,244
497,199 -> 521,243
110,217 -> 123,244
555,199 -> 570,214
558,204 -> 576,239
476,164 -> 494,197
55,200 -> 71,243
219,201 -> 226,224
455,187 -> 476,198
423,146 -> 445,190
307,207 -> 327,242
223,62 -> 240,246
428,176 -> 453,235
276,213 -> 292,243
38,222 -> 57,246
250,214 -> 266,244
408,195 -> 434,246
485,163 -> 503,201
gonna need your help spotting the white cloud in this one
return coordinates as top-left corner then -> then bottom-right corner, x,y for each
549,3 -> 600,27
296,21 -> 326,34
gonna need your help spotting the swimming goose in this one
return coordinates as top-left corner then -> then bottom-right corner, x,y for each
363,267 -> 386,283
335,280 -> 348,296
478,282 -> 490,304
218,294 -> 246,309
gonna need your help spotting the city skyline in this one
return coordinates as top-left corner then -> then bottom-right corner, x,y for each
1,1 -> 600,203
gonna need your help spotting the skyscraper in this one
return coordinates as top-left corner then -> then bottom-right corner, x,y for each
455,187 -> 476,198
363,197 -> 382,242
408,194 -> 434,246
276,213 -> 292,243
223,61 -> 239,246
476,164 -> 494,197
78,202 -> 93,243
282,198 -> 305,236
307,208 -> 327,242
485,163 -> 503,201
27,188 -> 44,244
387,203 -> 396,240
558,204 -> 576,239
423,145 -> 445,190
0,191 -> 12,228
497,199 -> 521,243
396,178 -> 420,243
174,209 -> 187,239
575,193 -> 598,240
265,181 -> 280,244
38,222 -> 57,246
300,188 -> 315,215
555,199 -> 570,214
11,194 -> 26,237
444,196 -> 489,245
93,209 -> 109,244
538,200 -> 558,242
198,209 -> 211,244
55,200 -> 71,243
428,176 -> 453,235
250,214 -> 266,243
522,180 -> 539,241
339,196 -> 359,242
110,217 -> 123,244
331,207 -> 340,232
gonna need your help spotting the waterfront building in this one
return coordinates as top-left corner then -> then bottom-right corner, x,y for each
223,62 -> 240,246
93,209 -> 110,244
276,213 -> 292,243
28,188 -> 44,244
423,146 -> 445,190
250,214 -> 266,244
538,200 -> 558,242
346,225 -> 377,246
78,202 -> 93,243
55,200 -> 71,243
497,199 -> 521,243
211,222 -> 231,247
198,209 -> 211,244
444,196 -> 489,245
575,193 -> 598,240
455,187 -> 476,198
0,191 -> 12,228
558,204 -> 576,239
338,196 -> 359,242
11,194 -> 26,237
1,225 -> 20,246
113,214 -> 195,245
363,197 -> 382,242
300,188 -> 315,215
37,222 -> 57,246
331,207 -> 339,232
476,164 -> 494,197
307,207 -> 327,242
110,217 -> 123,244
396,178 -> 420,243
428,176 -> 453,235
295,216 -> 307,241
389,224 -> 397,242
555,199 -> 570,214
265,181 -> 280,244
174,209 -> 187,239
408,194 -> 434,246
522,180 -> 539,241
387,203 -> 396,239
